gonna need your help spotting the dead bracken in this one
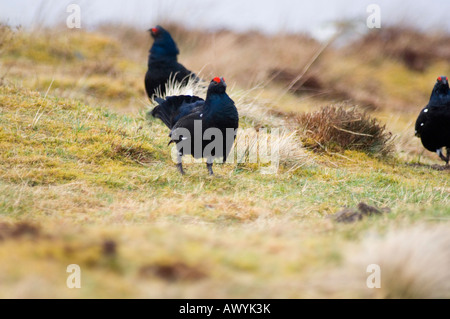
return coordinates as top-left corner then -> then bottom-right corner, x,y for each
0,222 -> 41,241
138,261 -> 206,282
330,202 -> 390,223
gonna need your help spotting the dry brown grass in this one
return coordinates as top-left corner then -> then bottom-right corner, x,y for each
349,27 -> 450,72
295,105 -> 394,156
1,23 -> 450,298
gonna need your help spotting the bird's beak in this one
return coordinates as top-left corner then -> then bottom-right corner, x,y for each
415,130 -> 420,137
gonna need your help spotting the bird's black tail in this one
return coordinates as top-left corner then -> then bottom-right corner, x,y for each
150,95 -> 204,129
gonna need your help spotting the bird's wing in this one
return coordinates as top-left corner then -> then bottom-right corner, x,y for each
150,95 -> 204,129
169,110 -> 203,143
416,104 -> 450,136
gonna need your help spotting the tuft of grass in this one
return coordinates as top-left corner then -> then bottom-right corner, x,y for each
232,128 -> 314,172
296,105 -> 394,156
110,141 -> 155,166
319,224 -> 450,298
152,72 -> 207,102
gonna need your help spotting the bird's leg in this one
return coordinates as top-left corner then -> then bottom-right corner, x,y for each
176,152 -> 185,175
177,163 -> 185,175
206,158 -> 214,176
437,148 -> 448,163
445,148 -> 450,166
206,163 -> 214,175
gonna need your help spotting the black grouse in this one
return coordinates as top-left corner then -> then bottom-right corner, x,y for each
151,77 -> 239,175
145,25 -> 197,99
415,76 -> 450,165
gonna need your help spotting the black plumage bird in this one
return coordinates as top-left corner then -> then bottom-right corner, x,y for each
145,25 -> 197,99
151,77 -> 239,175
415,76 -> 450,164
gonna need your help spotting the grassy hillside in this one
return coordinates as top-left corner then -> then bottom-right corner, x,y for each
0,24 -> 449,298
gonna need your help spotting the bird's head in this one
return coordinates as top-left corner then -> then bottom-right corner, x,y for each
148,25 -> 179,57
437,75 -> 448,86
149,26 -> 161,38
208,77 -> 227,94
433,75 -> 449,94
